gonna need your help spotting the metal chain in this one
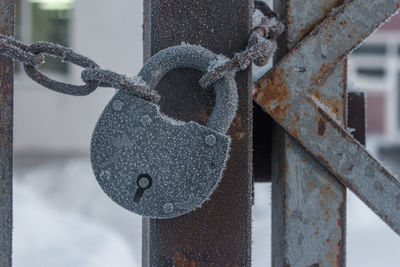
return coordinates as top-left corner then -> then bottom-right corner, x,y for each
0,35 -> 160,102
0,1 -> 281,101
199,1 -> 284,88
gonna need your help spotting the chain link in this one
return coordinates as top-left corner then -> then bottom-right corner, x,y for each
200,1 -> 284,88
23,41 -> 101,96
0,1 -> 282,101
0,34 -> 44,66
0,35 -> 158,101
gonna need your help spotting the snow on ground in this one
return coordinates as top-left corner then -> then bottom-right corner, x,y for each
13,156 -> 141,267
13,180 -> 137,267
13,156 -> 400,266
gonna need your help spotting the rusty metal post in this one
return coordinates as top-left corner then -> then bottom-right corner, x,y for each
142,1 -> 253,266
270,0 -> 346,265
0,1 -> 14,266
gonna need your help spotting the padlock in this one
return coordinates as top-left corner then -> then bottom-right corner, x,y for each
90,44 -> 238,218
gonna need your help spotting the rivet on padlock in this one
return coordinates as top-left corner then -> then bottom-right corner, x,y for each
90,44 -> 238,218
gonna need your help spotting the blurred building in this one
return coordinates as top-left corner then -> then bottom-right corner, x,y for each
348,12 -> 400,173
348,14 -> 400,141
14,0 -> 143,155
12,0 -> 400,166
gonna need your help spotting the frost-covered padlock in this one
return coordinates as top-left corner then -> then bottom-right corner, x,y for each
90,44 -> 238,218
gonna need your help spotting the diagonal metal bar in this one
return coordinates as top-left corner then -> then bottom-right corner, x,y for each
254,0 -> 400,235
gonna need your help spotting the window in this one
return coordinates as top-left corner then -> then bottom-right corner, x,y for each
353,44 -> 387,56
357,67 -> 385,78
30,0 -> 73,73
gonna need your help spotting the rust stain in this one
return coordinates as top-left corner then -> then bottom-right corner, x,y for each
313,87 -> 342,120
233,131 -> 246,140
314,89 -> 322,100
321,184 -> 338,202
327,250 -> 337,267
325,33 -> 334,42
397,2 -> 400,9
310,62 -> 336,89
295,113 -> 300,121
310,179 -> 317,190
231,116 -> 242,128
286,141 -> 292,149
291,128 -> 300,139
324,99 -> 340,118
272,103 -> 292,122
316,106 -> 348,138
174,252 -> 197,267
317,117 -> 327,136
336,195 -> 346,266
254,67 -> 291,122
290,113 -> 301,138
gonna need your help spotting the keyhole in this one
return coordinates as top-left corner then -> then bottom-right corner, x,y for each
133,174 -> 153,203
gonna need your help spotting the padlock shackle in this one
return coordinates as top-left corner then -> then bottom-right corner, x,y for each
138,44 -> 238,135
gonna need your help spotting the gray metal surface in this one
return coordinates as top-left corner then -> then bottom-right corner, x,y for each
91,92 -> 230,218
91,45 -> 238,218
0,0 -> 14,266
138,44 -> 238,135
270,0 -> 346,265
255,0 -> 400,237
143,0 -> 252,265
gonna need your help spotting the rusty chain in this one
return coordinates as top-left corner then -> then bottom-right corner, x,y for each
0,1 -> 282,101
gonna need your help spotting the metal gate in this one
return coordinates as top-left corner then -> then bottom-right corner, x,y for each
1,0 -> 400,266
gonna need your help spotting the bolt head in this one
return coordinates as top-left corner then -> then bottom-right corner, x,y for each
141,115 -> 152,126
205,134 -> 216,146
112,100 -> 124,111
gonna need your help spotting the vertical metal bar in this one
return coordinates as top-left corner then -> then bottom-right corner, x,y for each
0,0 -> 14,266
142,1 -> 253,266
271,0 -> 346,266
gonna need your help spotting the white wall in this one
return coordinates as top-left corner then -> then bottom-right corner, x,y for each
14,0 -> 144,155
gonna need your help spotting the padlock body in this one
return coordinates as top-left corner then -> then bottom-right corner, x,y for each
90,91 -> 230,218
